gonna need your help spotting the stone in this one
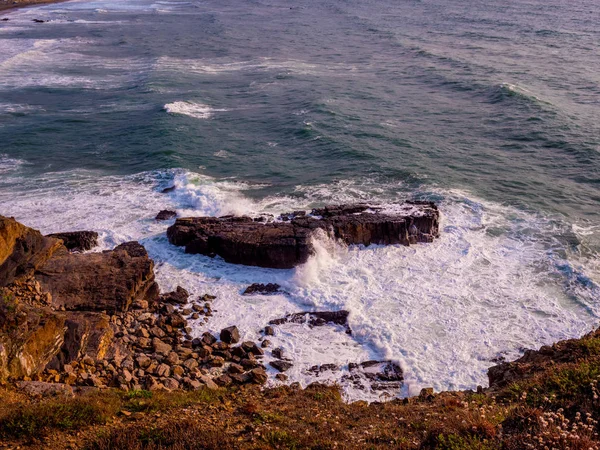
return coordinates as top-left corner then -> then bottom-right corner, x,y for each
214,374 -> 232,386
263,326 -> 275,336
172,365 -> 184,377
46,231 -> 99,252
166,202 -> 440,268
36,241 -> 159,312
241,341 -> 264,356
156,363 -> 170,378
275,373 -> 288,381
163,377 -> 179,390
270,360 -> 293,372
155,210 -> 177,221
220,326 -> 240,344
250,368 -> 268,384
242,283 -> 281,295
198,375 -> 218,390
183,358 -> 198,371
272,347 -> 286,360
227,363 -> 244,374
230,373 -> 251,384
159,286 -> 189,305
136,355 -> 151,369
166,352 -> 179,365
16,381 -> 74,397
201,331 -> 217,346
152,338 -> 172,355
168,313 -> 186,329
261,339 -> 272,348
240,358 -> 259,370
209,356 -> 225,367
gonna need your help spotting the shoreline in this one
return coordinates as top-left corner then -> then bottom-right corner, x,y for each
0,0 -> 69,14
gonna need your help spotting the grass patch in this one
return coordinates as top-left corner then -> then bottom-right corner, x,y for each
0,392 -> 120,438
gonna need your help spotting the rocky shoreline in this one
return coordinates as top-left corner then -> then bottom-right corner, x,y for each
2,208 -> 600,448
1,204 -> 440,397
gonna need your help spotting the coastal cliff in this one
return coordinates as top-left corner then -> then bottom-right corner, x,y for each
0,213 -> 599,449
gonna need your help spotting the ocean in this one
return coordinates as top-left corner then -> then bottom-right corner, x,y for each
1,0 -> 599,400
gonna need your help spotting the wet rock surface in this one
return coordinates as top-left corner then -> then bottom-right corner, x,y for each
243,283 -> 281,295
155,210 -> 177,221
269,310 -> 350,333
167,202 -> 440,268
46,231 -> 98,252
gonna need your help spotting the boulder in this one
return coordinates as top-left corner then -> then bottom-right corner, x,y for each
0,216 -> 64,287
46,231 -> 98,252
270,360 -> 293,372
36,241 -> 159,312
16,381 -> 74,398
160,286 -> 189,305
155,210 -> 177,221
343,360 -> 404,391
0,291 -> 66,381
220,326 -> 240,344
166,202 -> 440,268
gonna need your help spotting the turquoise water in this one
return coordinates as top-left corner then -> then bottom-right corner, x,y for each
0,0 -> 599,397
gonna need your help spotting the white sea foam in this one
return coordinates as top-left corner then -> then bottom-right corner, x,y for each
0,169 -> 598,401
0,154 -> 28,175
164,101 -> 225,119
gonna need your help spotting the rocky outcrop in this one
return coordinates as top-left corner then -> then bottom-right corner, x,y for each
166,202 -> 439,268
487,327 -> 600,391
155,210 -> 177,221
243,283 -> 281,295
0,216 -> 63,287
36,242 -> 159,312
343,360 -> 404,391
0,289 -> 66,381
269,310 -> 350,333
46,231 -> 99,252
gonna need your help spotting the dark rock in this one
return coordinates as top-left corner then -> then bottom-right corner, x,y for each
241,341 -> 264,356
240,358 -> 259,370
46,231 -> 98,252
269,310 -> 350,333
159,286 -> 189,305
36,241 -> 159,312
250,368 -> 268,384
231,346 -> 247,359
308,363 -> 339,375
166,202 -> 440,268
263,326 -> 275,336
230,372 -> 251,384
272,347 -> 286,360
227,363 -> 244,374
350,360 -> 403,382
270,360 -> 293,372
201,332 -> 217,346
220,326 -> 240,344
261,339 -> 271,348
155,210 -> 177,221
161,185 -> 176,193
214,374 -> 232,386
275,373 -> 288,381
243,283 -> 281,295
32,19 -> 45,23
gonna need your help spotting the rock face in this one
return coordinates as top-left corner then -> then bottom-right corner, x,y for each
166,202 -> 439,268
0,292 -> 66,381
36,242 -> 159,312
0,216 -> 63,287
46,231 -> 99,252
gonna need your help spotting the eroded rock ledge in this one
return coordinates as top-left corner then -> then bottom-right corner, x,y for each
167,202 -> 440,269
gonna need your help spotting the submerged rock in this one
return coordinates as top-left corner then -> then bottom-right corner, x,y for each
46,231 -> 99,253
166,202 -> 440,269
243,283 -> 281,295
269,310 -> 350,333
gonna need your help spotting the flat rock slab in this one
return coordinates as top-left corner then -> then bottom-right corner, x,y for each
167,202 -> 440,268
